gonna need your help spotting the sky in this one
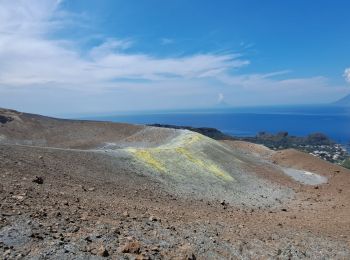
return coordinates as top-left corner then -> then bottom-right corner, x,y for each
0,0 -> 350,116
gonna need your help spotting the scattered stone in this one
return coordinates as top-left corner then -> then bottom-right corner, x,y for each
72,226 -> 80,233
3,249 -> 11,257
136,254 -> 150,260
220,200 -> 227,206
88,187 -> 95,192
112,227 -> 120,235
12,195 -> 25,201
122,211 -> 129,217
80,213 -> 88,220
85,236 -> 92,243
78,185 -> 86,191
32,176 -> 44,184
149,216 -> 157,222
97,245 -> 109,257
135,253 -> 150,260
121,241 -> 141,254
151,246 -> 159,252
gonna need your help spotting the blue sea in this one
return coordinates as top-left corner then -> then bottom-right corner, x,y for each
84,105 -> 350,146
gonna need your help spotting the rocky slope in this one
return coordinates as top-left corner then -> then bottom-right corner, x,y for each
0,108 -> 349,259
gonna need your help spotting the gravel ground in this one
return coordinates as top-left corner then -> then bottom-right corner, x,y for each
1,108 -> 350,259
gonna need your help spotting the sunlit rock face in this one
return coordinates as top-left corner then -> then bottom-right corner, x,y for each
0,109 -> 293,208
121,130 -> 293,208
126,131 -> 234,181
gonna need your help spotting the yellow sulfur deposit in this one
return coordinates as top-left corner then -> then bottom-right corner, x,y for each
126,132 -> 234,182
175,147 -> 233,181
127,148 -> 166,172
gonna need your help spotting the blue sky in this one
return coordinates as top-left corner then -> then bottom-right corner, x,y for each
0,0 -> 349,115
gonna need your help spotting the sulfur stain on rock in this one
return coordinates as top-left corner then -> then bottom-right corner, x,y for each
175,147 -> 233,181
127,148 -> 166,172
126,131 -> 234,182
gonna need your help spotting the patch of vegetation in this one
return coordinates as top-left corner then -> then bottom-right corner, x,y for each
242,132 -> 334,148
342,158 -> 350,170
242,132 -> 349,164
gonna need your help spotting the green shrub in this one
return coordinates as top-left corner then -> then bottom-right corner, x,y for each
342,158 -> 350,169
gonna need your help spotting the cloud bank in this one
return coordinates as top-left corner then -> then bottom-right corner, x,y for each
0,0 -> 247,87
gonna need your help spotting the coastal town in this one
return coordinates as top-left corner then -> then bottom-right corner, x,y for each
301,143 -> 348,163
241,132 -> 350,169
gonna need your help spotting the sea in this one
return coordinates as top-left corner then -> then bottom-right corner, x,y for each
83,105 -> 350,148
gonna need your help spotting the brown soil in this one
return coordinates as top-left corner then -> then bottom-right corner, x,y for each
1,109 -> 349,259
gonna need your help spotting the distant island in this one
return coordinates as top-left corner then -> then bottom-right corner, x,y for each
333,93 -> 350,106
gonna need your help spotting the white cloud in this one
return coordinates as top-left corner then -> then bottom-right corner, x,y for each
217,72 -> 328,91
89,39 -> 133,58
0,0 -> 348,114
0,0 -> 248,88
344,68 -> 350,83
0,0 -> 62,35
